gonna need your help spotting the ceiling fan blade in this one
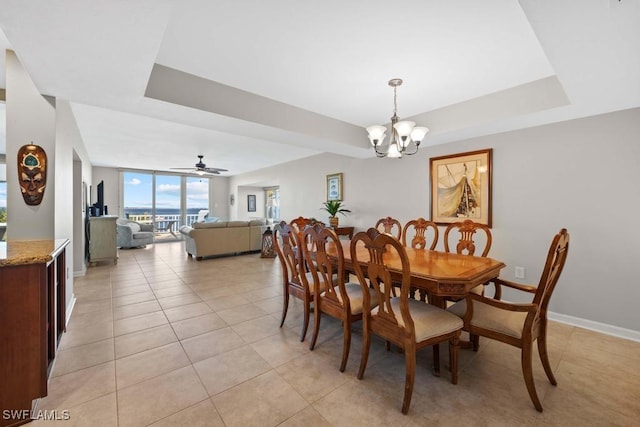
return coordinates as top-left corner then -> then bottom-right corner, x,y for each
204,167 -> 228,172
169,167 -> 197,170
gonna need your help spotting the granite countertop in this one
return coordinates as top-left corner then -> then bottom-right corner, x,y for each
0,239 -> 70,267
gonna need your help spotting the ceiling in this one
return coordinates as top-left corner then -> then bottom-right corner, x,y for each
0,0 -> 638,177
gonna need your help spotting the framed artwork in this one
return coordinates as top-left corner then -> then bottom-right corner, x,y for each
247,194 -> 256,212
326,173 -> 343,201
429,148 -> 492,227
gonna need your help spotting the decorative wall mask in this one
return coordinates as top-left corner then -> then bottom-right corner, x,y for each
17,143 -> 47,206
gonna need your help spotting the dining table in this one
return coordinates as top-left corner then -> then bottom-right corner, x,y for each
329,239 -> 506,308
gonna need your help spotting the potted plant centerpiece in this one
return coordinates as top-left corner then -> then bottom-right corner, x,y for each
321,200 -> 351,228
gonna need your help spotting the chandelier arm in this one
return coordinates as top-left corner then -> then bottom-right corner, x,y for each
402,141 -> 420,156
374,145 -> 388,157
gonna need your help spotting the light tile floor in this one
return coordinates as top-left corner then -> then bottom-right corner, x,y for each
32,242 -> 640,426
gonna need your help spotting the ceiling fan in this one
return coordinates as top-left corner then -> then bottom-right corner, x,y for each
170,155 -> 228,175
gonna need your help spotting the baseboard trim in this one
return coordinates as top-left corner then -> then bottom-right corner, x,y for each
66,295 -> 77,327
549,311 -> 640,342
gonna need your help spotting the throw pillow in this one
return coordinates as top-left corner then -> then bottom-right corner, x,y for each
128,222 -> 141,233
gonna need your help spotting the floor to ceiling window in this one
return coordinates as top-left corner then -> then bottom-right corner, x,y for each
186,176 -> 210,222
122,171 -> 209,242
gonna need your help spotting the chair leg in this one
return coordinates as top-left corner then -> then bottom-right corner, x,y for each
471,333 -> 480,351
309,302 -> 322,350
339,318 -> 351,372
537,331 -> 557,386
450,332 -> 460,384
522,342 -> 543,412
357,327 -> 371,380
279,290 -> 289,328
301,297 -> 310,342
432,343 -> 440,377
401,344 -> 416,415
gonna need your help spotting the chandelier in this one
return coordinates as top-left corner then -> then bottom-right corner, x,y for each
366,78 -> 429,158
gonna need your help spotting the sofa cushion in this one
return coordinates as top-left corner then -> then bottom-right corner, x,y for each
227,221 -> 249,228
193,221 -> 227,229
249,219 -> 267,226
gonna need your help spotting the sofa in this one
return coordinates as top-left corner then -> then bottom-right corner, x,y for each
179,219 -> 269,260
116,218 -> 155,248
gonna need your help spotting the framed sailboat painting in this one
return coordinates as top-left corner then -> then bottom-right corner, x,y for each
429,149 -> 492,227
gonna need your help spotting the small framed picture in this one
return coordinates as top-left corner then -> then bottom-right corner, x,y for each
429,148 -> 492,227
247,194 -> 256,212
326,173 -> 343,201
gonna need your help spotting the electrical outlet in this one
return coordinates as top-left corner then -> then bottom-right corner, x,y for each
515,266 -> 525,279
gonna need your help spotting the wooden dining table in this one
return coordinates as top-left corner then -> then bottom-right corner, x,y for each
329,240 -> 506,307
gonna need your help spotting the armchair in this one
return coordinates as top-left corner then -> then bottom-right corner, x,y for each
116,218 -> 154,248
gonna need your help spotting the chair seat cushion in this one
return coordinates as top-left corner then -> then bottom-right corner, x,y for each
303,271 -> 326,292
448,299 -> 528,339
373,299 -> 463,342
331,282 -> 379,315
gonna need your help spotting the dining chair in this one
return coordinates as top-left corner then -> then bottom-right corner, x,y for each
444,219 -> 493,295
401,217 -> 439,301
273,221 -> 322,341
352,228 -> 463,415
443,219 -> 492,257
303,224 -> 378,372
375,216 -> 402,240
289,216 -> 312,236
448,228 -> 570,412
402,217 -> 439,250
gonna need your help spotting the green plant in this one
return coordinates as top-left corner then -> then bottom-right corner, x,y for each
321,200 -> 351,217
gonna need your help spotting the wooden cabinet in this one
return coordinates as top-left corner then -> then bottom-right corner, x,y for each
0,239 -> 69,427
89,216 -> 117,265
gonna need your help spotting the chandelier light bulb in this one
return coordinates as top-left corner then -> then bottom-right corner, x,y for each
387,142 -> 402,158
366,125 -> 387,147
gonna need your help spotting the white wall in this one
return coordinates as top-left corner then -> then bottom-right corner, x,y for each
5,52 -> 95,327
56,100 -> 92,278
209,176 -> 229,220
93,166 -> 120,216
237,186 -> 265,220
5,50 -> 56,239
231,108 -> 640,335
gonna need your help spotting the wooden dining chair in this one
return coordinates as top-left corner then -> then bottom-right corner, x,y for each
290,216 -> 312,236
352,228 -> 463,415
448,228 -> 570,412
303,224 -> 378,372
444,219 -> 493,296
401,217 -> 439,301
273,221 -> 323,341
443,219 -> 492,257
375,216 -> 402,240
402,217 -> 439,250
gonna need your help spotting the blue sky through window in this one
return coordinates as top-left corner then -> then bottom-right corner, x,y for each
123,172 -> 208,213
